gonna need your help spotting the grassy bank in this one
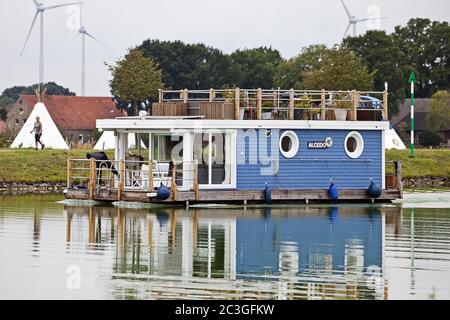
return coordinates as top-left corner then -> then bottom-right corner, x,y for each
386,149 -> 450,179
0,148 -> 449,183
0,149 -> 110,183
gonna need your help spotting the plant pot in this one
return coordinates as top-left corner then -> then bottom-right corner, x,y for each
334,109 -> 348,121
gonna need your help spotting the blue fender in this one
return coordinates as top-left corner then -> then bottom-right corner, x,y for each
368,179 -> 382,199
328,181 -> 339,202
156,184 -> 171,200
264,184 -> 272,204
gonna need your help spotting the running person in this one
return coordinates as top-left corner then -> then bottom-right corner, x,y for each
30,116 -> 45,150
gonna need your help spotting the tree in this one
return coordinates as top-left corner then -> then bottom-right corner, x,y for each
393,18 -> 450,98
419,130 -> 443,147
274,45 -> 328,89
302,48 -> 374,91
342,30 -> 407,116
426,90 -> 450,132
106,48 -> 164,116
138,40 -> 232,90
394,122 -> 409,146
0,108 -> 7,121
229,47 -> 283,88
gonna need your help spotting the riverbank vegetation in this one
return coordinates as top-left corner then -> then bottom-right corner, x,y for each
0,148 -> 448,183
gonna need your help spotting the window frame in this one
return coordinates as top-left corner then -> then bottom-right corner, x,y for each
279,130 -> 299,159
344,131 -> 364,159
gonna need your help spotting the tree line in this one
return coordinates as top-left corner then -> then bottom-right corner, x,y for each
108,18 -> 449,117
1,17 -> 448,120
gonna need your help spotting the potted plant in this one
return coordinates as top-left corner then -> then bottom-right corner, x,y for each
333,93 -> 352,121
295,93 -> 320,120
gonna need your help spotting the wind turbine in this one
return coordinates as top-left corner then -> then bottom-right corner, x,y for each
341,0 -> 386,38
20,0 -> 83,85
78,4 -> 105,96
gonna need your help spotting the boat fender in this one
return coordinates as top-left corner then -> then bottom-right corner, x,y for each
156,183 -> 170,200
368,179 -> 382,199
264,184 -> 272,204
328,180 -> 339,202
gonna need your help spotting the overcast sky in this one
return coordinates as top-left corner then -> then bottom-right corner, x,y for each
0,0 -> 449,96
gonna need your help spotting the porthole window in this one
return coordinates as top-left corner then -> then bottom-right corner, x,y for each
344,131 -> 364,159
279,130 -> 299,159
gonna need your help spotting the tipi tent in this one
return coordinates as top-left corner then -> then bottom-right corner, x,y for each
94,131 -> 145,150
10,102 -> 69,149
385,128 -> 406,150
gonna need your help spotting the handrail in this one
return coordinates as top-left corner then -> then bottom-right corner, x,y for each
67,159 -> 199,195
156,88 -> 388,121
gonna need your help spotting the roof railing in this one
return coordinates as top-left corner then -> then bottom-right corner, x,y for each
155,88 -> 388,121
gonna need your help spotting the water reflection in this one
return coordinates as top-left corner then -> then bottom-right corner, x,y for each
63,204 -> 399,300
2,193 -> 450,300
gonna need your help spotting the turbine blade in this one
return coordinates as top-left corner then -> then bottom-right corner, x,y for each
343,23 -> 351,38
20,11 -> 39,56
341,0 -> 351,19
44,2 -> 83,10
85,32 -> 106,47
355,17 -> 388,23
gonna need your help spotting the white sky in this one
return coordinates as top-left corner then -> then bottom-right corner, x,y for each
0,0 -> 449,96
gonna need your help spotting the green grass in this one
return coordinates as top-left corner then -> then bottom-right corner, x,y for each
0,149 -> 112,183
386,149 -> 450,179
0,148 -> 448,183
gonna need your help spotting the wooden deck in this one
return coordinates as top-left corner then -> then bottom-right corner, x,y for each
65,188 -> 401,204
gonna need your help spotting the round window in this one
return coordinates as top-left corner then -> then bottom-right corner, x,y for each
279,131 -> 299,158
344,131 -> 364,159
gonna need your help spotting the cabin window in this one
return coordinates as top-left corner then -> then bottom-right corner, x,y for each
345,131 -> 364,159
15,119 -> 19,126
152,134 -> 183,162
19,108 -> 24,115
279,131 -> 299,159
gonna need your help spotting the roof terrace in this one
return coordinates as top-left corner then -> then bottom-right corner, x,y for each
152,88 -> 389,121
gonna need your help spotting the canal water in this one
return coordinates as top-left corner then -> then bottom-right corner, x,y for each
0,192 -> 449,300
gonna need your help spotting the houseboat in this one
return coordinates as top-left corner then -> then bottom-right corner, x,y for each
64,88 -> 403,204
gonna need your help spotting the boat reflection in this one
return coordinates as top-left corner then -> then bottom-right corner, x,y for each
64,204 -> 402,300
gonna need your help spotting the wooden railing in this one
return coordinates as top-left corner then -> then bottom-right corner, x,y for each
157,88 -> 389,121
67,159 -> 199,200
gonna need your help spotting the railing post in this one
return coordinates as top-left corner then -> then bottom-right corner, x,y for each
352,90 -> 359,121
88,158 -> 95,200
158,89 -> 163,103
209,88 -> 215,102
256,88 -> 262,120
183,88 -> 189,104
288,88 -> 295,120
235,88 -> 240,120
321,89 -> 326,120
148,160 -> 153,192
66,158 -> 71,189
383,90 -> 389,120
118,160 -> 125,201
193,160 -> 199,201
171,164 -> 177,201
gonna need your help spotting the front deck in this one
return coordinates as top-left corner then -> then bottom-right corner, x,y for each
65,158 -> 402,204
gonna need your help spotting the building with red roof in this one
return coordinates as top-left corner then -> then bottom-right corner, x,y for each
6,94 -> 124,147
